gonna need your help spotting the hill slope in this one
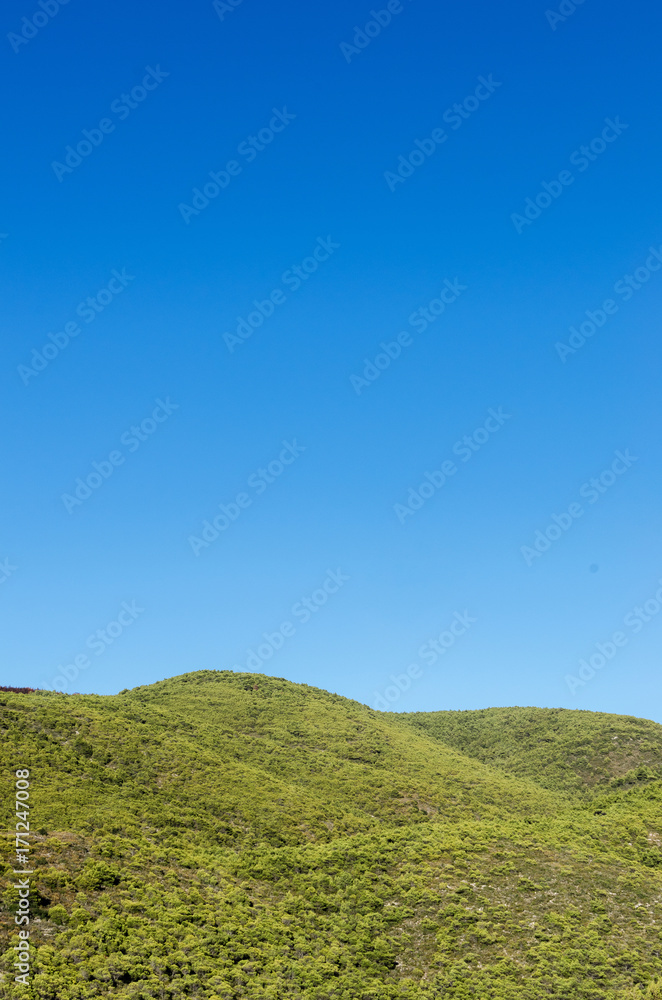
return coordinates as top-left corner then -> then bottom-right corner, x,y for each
400,706 -> 662,796
1,671 -> 662,999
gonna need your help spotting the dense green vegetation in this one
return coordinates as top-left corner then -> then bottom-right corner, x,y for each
402,706 -> 662,797
1,670 -> 662,998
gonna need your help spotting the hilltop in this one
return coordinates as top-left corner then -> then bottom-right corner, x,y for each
1,670 -> 662,999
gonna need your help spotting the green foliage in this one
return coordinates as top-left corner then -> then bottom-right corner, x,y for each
1,671 -> 662,998
400,704 -> 662,797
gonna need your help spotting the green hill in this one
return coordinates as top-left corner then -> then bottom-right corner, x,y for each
400,706 -> 662,797
1,671 -> 662,999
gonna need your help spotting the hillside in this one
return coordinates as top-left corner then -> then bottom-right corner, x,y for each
1,671 -> 662,999
400,706 -> 662,797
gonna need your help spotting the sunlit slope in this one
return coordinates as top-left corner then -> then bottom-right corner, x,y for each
115,671 -> 564,839
0,672 -> 558,853
1,674 -> 662,999
400,705 -> 662,796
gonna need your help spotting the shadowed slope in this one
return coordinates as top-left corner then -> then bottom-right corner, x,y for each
399,705 -> 662,796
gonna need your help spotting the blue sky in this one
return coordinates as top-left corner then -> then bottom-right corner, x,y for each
1,0 -> 661,721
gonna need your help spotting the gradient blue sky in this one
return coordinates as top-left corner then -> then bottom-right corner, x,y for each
2,0 -> 661,720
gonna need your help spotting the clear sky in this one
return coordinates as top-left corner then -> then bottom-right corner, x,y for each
2,0 -> 661,721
